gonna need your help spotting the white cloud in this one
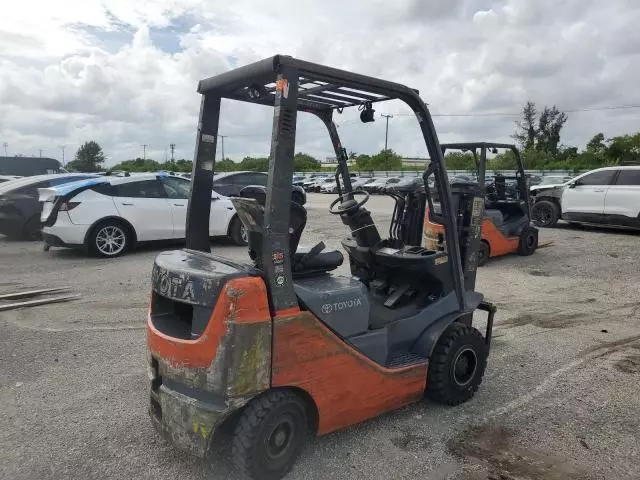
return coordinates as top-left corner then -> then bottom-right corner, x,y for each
1,0 -> 640,165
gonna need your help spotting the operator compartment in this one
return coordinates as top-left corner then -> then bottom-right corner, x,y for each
149,249 -> 255,339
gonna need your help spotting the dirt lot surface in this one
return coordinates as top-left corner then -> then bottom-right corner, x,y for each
1,193 -> 639,480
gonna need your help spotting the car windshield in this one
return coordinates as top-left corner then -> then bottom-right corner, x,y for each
538,177 -> 569,185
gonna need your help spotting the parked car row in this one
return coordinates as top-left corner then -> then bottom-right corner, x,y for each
39,173 -> 245,257
1,169 -> 311,257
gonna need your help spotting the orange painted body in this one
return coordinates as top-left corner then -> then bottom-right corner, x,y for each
149,277 -> 427,439
271,309 -> 427,435
147,276 -> 271,368
423,208 -> 519,259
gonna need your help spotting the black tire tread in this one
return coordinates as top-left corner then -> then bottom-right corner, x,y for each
232,390 -> 306,480
517,226 -> 538,256
229,216 -> 248,246
427,323 -> 487,406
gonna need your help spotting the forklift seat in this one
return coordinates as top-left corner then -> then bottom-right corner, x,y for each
232,194 -> 343,276
484,209 -> 504,227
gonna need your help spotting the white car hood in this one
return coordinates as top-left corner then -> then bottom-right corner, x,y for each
530,183 -> 566,191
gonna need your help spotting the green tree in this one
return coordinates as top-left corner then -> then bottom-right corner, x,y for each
444,152 -> 476,170
513,101 -> 537,151
110,158 -> 161,172
536,105 -> 568,155
238,156 -> 269,171
586,133 -> 606,153
513,102 -> 568,157
68,141 -> 105,172
293,152 -> 321,171
605,133 -> 640,165
354,154 -> 372,171
215,158 -> 238,172
369,149 -> 402,170
159,159 -> 193,173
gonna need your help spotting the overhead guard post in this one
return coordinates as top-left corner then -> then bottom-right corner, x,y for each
186,94 -> 220,252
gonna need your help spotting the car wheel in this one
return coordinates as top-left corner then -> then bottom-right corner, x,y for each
532,200 -> 559,227
229,216 -> 248,246
478,240 -> 490,266
88,220 -> 131,257
232,390 -> 308,480
426,323 -> 488,405
22,215 -> 42,241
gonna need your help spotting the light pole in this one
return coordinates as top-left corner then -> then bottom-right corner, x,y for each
381,114 -> 393,150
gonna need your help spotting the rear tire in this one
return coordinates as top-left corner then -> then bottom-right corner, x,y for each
87,219 -> 132,257
478,240 -> 490,267
532,200 -> 559,227
517,226 -> 538,256
427,323 -> 487,406
232,390 -> 308,480
229,216 -> 248,246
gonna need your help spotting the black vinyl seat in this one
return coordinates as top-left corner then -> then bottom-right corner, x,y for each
293,243 -> 344,276
232,188 -> 343,276
484,208 -> 504,226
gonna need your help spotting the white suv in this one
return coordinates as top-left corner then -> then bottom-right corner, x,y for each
39,173 -> 246,257
530,166 -> 640,229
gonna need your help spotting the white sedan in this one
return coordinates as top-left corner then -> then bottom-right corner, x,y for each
39,173 -> 246,257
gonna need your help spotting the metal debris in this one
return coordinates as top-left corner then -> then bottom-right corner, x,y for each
0,287 -> 71,301
0,287 -> 78,312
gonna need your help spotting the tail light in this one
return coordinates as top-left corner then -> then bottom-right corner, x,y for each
59,201 -> 80,211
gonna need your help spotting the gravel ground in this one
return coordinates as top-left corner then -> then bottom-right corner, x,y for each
1,193 -> 639,480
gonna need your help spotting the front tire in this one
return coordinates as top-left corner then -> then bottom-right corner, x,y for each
229,216 -> 248,246
532,200 -> 559,227
518,226 -> 538,256
427,323 -> 488,406
87,220 -> 131,257
232,390 -> 308,480
292,191 -> 304,205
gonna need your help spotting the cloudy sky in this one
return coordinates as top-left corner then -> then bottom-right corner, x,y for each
1,0 -> 640,166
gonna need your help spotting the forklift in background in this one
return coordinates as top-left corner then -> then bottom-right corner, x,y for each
423,142 -> 538,266
146,55 -> 496,480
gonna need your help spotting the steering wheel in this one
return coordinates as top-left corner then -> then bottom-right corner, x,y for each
329,190 -> 370,215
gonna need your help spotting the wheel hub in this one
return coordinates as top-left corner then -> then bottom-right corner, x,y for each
266,418 -> 294,459
452,347 -> 478,387
96,226 -> 125,255
536,206 -> 551,223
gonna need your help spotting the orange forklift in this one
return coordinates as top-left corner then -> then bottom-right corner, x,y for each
423,142 -> 538,266
146,56 -> 496,480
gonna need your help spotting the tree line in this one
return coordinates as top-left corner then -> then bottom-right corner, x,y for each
68,102 -> 640,174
